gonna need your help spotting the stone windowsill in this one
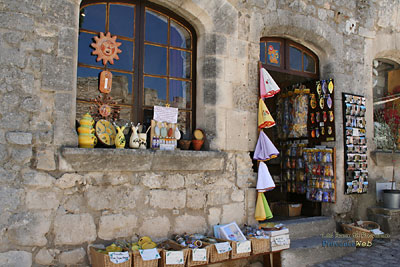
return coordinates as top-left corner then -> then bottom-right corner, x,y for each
370,150 -> 400,166
60,147 -> 227,172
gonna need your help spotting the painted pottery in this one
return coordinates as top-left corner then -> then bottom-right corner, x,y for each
78,133 -> 97,148
95,119 -> 116,146
129,123 -> 140,149
138,133 -> 147,149
114,123 -> 128,149
78,125 -> 95,135
79,113 -> 95,126
192,139 -> 204,150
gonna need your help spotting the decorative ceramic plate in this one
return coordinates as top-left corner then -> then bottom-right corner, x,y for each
95,119 -> 116,146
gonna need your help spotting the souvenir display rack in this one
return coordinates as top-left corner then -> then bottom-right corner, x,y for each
308,79 -> 335,144
281,141 -> 307,194
303,147 -> 336,202
342,93 -> 368,194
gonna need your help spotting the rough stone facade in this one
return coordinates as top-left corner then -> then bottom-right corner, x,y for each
1,0 -> 400,266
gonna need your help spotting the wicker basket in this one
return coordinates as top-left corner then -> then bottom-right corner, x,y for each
341,221 -> 380,246
159,240 -> 189,267
249,237 -> 271,255
132,249 -> 162,267
230,240 -> 251,259
90,247 -> 132,267
186,244 -> 211,266
205,238 -> 232,263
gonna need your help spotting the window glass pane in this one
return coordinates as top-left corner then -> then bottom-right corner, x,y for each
110,71 -> 133,105
109,39 -> 133,71
118,106 -> 133,123
178,111 -> 191,138
289,46 -> 302,71
144,76 -> 167,106
145,9 -> 168,44
144,45 -> 167,75
303,53 -> 315,73
109,4 -> 135,38
78,32 -> 104,67
80,4 -> 106,32
260,42 -> 266,63
169,49 -> 191,79
77,67 -> 102,100
266,42 -> 281,66
143,108 -> 154,129
170,80 -> 191,109
170,20 -> 191,48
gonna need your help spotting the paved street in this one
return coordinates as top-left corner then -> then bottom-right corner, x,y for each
313,236 -> 400,266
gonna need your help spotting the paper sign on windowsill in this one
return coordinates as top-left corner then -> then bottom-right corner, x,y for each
236,240 -> 251,254
192,248 -> 207,262
109,252 -> 130,264
154,106 -> 178,123
215,242 -> 232,254
166,251 -> 184,265
139,248 -> 161,261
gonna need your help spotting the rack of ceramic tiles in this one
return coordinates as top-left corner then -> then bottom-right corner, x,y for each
303,147 -> 336,203
281,141 -> 307,194
342,93 -> 368,194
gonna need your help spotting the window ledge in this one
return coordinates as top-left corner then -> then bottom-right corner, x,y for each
59,147 -> 226,172
370,150 -> 400,166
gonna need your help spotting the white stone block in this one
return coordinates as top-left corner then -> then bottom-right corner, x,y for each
35,248 -> 54,265
221,203 -> 245,225
0,251 -> 32,267
150,190 -> 186,209
174,214 -> 207,234
186,189 -> 206,209
98,214 -> 138,240
208,207 -> 221,226
36,148 -> 56,171
26,189 -> 60,210
231,189 -> 245,202
58,248 -> 86,265
55,173 -> 84,189
164,174 -> 185,189
22,170 -> 55,188
6,132 -> 32,145
54,213 -> 96,245
139,216 -> 171,239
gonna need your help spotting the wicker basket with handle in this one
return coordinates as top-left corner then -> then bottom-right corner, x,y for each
186,243 -> 211,266
248,237 -> 271,255
132,249 -> 162,267
90,247 -> 132,267
341,221 -> 380,246
159,240 -> 189,267
203,238 -> 232,263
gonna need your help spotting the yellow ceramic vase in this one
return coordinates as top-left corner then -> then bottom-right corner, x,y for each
78,133 -> 97,148
115,125 -> 127,149
78,125 -> 95,134
79,113 -> 94,127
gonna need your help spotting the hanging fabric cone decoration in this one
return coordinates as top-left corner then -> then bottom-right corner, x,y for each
255,192 -> 267,221
261,192 -> 273,219
260,67 -> 280,99
257,161 -> 275,192
258,98 -> 275,128
253,131 -> 279,161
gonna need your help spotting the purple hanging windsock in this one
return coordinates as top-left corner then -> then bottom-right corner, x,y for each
253,131 -> 279,161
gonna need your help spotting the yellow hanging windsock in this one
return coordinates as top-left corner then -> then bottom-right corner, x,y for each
255,192 -> 267,221
258,98 -> 275,129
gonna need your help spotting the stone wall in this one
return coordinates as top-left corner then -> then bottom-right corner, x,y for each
1,0 -> 400,266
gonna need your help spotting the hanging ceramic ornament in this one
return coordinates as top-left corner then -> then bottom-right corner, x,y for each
260,67 -> 280,99
322,80 -> 327,95
329,111 -> 334,122
319,97 -> 324,109
91,32 -> 122,65
258,98 -> 275,128
310,94 -> 317,109
253,131 -> 279,161
99,71 -> 112,94
328,79 -> 334,94
257,162 -> 275,192
328,126 -> 333,135
316,81 -> 322,96
327,94 -> 333,109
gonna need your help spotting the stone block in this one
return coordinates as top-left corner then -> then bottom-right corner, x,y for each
106,172 -> 131,185
98,214 -> 138,240
203,79 -> 217,105
22,170 -> 55,188
7,211 -> 51,246
21,97 -> 41,113
0,167 -> 17,184
0,11 -> 34,32
0,144 -> 8,162
202,56 -> 222,79
225,110 -> 249,151
63,194 -> 85,214
0,44 -> 25,68
58,248 -> 86,265
26,189 -> 60,210
86,185 -> 142,211
174,214 -> 207,234
0,129 -> 5,144
11,147 -> 32,164
41,54 -> 74,91
142,173 -> 163,189
139,216 -> 171,239
58,27 -> 77,58
36,148 -> 56,171
0,251 -> 32,267
150,190 -> 186,209
207,189 -> 231,206
224,59 -> 247,84
54,213 -> 97,245
2,31 -> 26,45
165,174 -> 185,189
231,189 -> 245,202
0,112 -> 29,131
208,207 -> 221,226
0,187 -> 22,215
221,203 -> 245,225
56,173 -> 85,189
35,248 -> 55,266
6,132 -> 32,145
205,33 -> 227,56
212,3 -> 238,35
186,189 -> 206,209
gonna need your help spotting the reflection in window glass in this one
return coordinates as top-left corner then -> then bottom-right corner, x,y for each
289,46 -> 302,71
170,80 -> 191,109
110,71 -> 133,104
145,10 -> 168,44
144,76 -> 167,106
144,45 -> 167,75
303,53 -> 315,73
170,49 -> 191,79
80,4 -> 106,32
78,32 -> 104,67
109,39 -> 134,71
178,111 -> 191,137
77,67 -> 102,100
266,42 -> 280,66
170,20 -> 191,48
109,4 -> 135,38
260,42 -> 265,63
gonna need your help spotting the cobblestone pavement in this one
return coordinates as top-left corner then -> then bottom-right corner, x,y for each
313,236 -> 400,267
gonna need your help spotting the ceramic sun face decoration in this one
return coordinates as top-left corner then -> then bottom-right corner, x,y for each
91,32 -> 122,65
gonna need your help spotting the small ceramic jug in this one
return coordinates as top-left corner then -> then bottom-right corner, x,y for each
138,133 -> 147,149
79,113 -> 94,127
114,123 -> 128,149
78,133 -> 97,148
129,123 -> 140,149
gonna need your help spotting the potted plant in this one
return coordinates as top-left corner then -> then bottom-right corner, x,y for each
374,91 -> 400,208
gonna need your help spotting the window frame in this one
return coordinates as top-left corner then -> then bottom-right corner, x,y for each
260,37 -> 319,79
78,0 -> 197,132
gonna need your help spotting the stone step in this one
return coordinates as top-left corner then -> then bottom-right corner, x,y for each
281,236 -> 356,267
274,216 -> 336,240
